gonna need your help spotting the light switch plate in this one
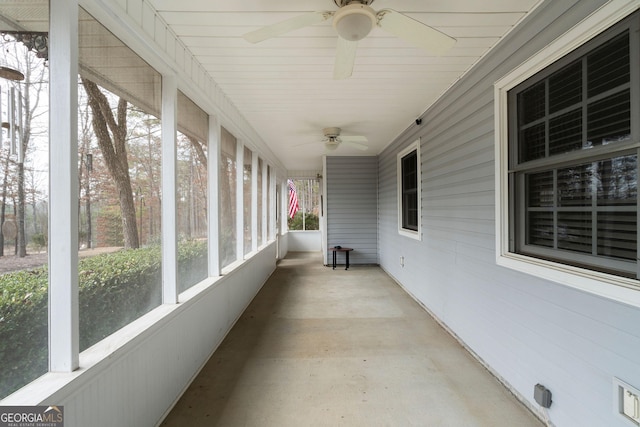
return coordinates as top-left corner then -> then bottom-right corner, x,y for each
614,378 -> 640,426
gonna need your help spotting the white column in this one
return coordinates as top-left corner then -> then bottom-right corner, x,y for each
251,153 -> 258,252
281,175 -> 289,234
49,0 -> 79,372
235,141 -> 244,260
262,161 -> 268,244
161,76 -> 178,303
273,171 -> 279,241
208,116 -> 221,276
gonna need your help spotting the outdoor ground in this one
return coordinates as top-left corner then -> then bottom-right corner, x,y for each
0,247 -> 123,274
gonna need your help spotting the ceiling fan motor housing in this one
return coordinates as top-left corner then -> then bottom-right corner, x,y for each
333,3 -> 377,41
323,127 -> 341,138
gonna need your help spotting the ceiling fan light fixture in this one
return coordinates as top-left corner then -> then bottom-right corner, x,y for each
325,142 -> 339,151
333,4 -> 376,41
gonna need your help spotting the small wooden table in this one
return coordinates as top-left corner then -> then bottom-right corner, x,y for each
329,247 -> 353,270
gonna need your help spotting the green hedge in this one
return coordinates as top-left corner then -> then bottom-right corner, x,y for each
0,240 -> 208,399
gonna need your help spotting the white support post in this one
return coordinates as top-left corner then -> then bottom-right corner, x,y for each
269,167 -> 275,242
235,141 -> 244,260
208,116 -> 221,276
282,175 -> 289,234
49,1 -> 79,372
262,161 -> 268,244
251,153 -> 258,252
161,75 -> 178,303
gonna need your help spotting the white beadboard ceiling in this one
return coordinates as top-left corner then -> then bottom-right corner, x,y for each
6,0 -> 542,171
149,0 -> 541,170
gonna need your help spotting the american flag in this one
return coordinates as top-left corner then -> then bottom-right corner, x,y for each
288,179 -> 299,219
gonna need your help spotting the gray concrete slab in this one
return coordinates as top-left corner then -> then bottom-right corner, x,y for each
161,252 -> 543,427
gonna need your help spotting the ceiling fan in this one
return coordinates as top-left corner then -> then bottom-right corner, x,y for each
322,127 -> 368,151
243,0 -> 457,79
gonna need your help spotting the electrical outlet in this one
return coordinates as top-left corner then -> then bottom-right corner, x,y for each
623,389 -> 640,423
614,378 -> 640,426
400,256 -> 404,267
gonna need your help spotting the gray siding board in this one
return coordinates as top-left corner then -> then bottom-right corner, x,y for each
377,1 -> 640,426
327,156 -> 378,265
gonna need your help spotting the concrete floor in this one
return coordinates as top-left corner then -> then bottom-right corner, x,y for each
161,252 -> 543,427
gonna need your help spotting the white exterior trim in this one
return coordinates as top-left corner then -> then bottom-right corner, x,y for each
494,0 -> 640,308
252,150 -> 259,253
49,0 -> 79,372
161,75 -> 178,304
236,141 -> 245,260
208,115 -> 221,277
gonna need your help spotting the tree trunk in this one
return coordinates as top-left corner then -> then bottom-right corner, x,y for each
85,176 -> 92,249
13,201 -> 17,255
0,152 -> 10,257
16,162 -> 26,257
81,77 -> 139,249
188,136 -> 207,167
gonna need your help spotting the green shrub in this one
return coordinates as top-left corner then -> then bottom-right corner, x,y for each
288,212 -> 319,230
0,240 -> 208,398
177,239 -> 208,293
0,268 -> 48,398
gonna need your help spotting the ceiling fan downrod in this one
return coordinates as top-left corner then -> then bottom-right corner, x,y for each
333,0 -> 374,7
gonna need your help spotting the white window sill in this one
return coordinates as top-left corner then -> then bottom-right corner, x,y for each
497,253 -> 640,308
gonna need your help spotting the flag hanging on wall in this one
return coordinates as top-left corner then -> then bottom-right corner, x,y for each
288,179 -> 299,219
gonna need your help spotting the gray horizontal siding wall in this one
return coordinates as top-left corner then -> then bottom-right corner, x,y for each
378,1 -> 640,427
327,156 -> 378,265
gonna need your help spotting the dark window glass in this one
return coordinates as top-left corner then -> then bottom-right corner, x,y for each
518,81 -> 546,125
401,150 -> 418,231
509,18 -> 638,279
587,32 -> 629,98
549,61 -> 582,114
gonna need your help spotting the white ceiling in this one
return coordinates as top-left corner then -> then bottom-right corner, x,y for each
3,0 -> 542,171
149,0 -> 541,170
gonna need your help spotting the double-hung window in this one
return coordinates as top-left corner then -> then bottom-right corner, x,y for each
398,141 -> 421,239
504,11 -> 640,282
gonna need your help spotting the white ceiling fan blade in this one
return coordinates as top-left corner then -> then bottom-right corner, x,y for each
334,37 -> 358,79
377,9 -> 456,55
340,135 -> 368,143
344,141 -> 369,151
243,11 -> 333,43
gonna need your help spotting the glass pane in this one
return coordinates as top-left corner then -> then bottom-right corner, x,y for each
558,163 -> 593,207
598,212 -> 636,260
587,90 -> 631,146
519,123 -> 545,162
403,190 -> 418,230
220,128 -> 237,268
401,151 -> 418,231
177,91 -> 208,293
549,61 -> 582,114
557,211 -> 592,253
402,151 -> 417,191
287,179 -> 320,231
243,147 -> 252,255
527,211 -> 553,247
596,155 -> 637,206
518,80 -> 545,125
0,2 -> 49,398
549,109 -> 582,155
587,32 -> 630,98
527,171 -> 553,207
78,9 -> 163,351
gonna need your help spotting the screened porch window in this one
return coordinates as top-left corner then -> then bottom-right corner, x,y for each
508,14 -> 639,279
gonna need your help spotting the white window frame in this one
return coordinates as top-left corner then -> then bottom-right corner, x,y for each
494,0 -> 640,307
397,140 -> 421,240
